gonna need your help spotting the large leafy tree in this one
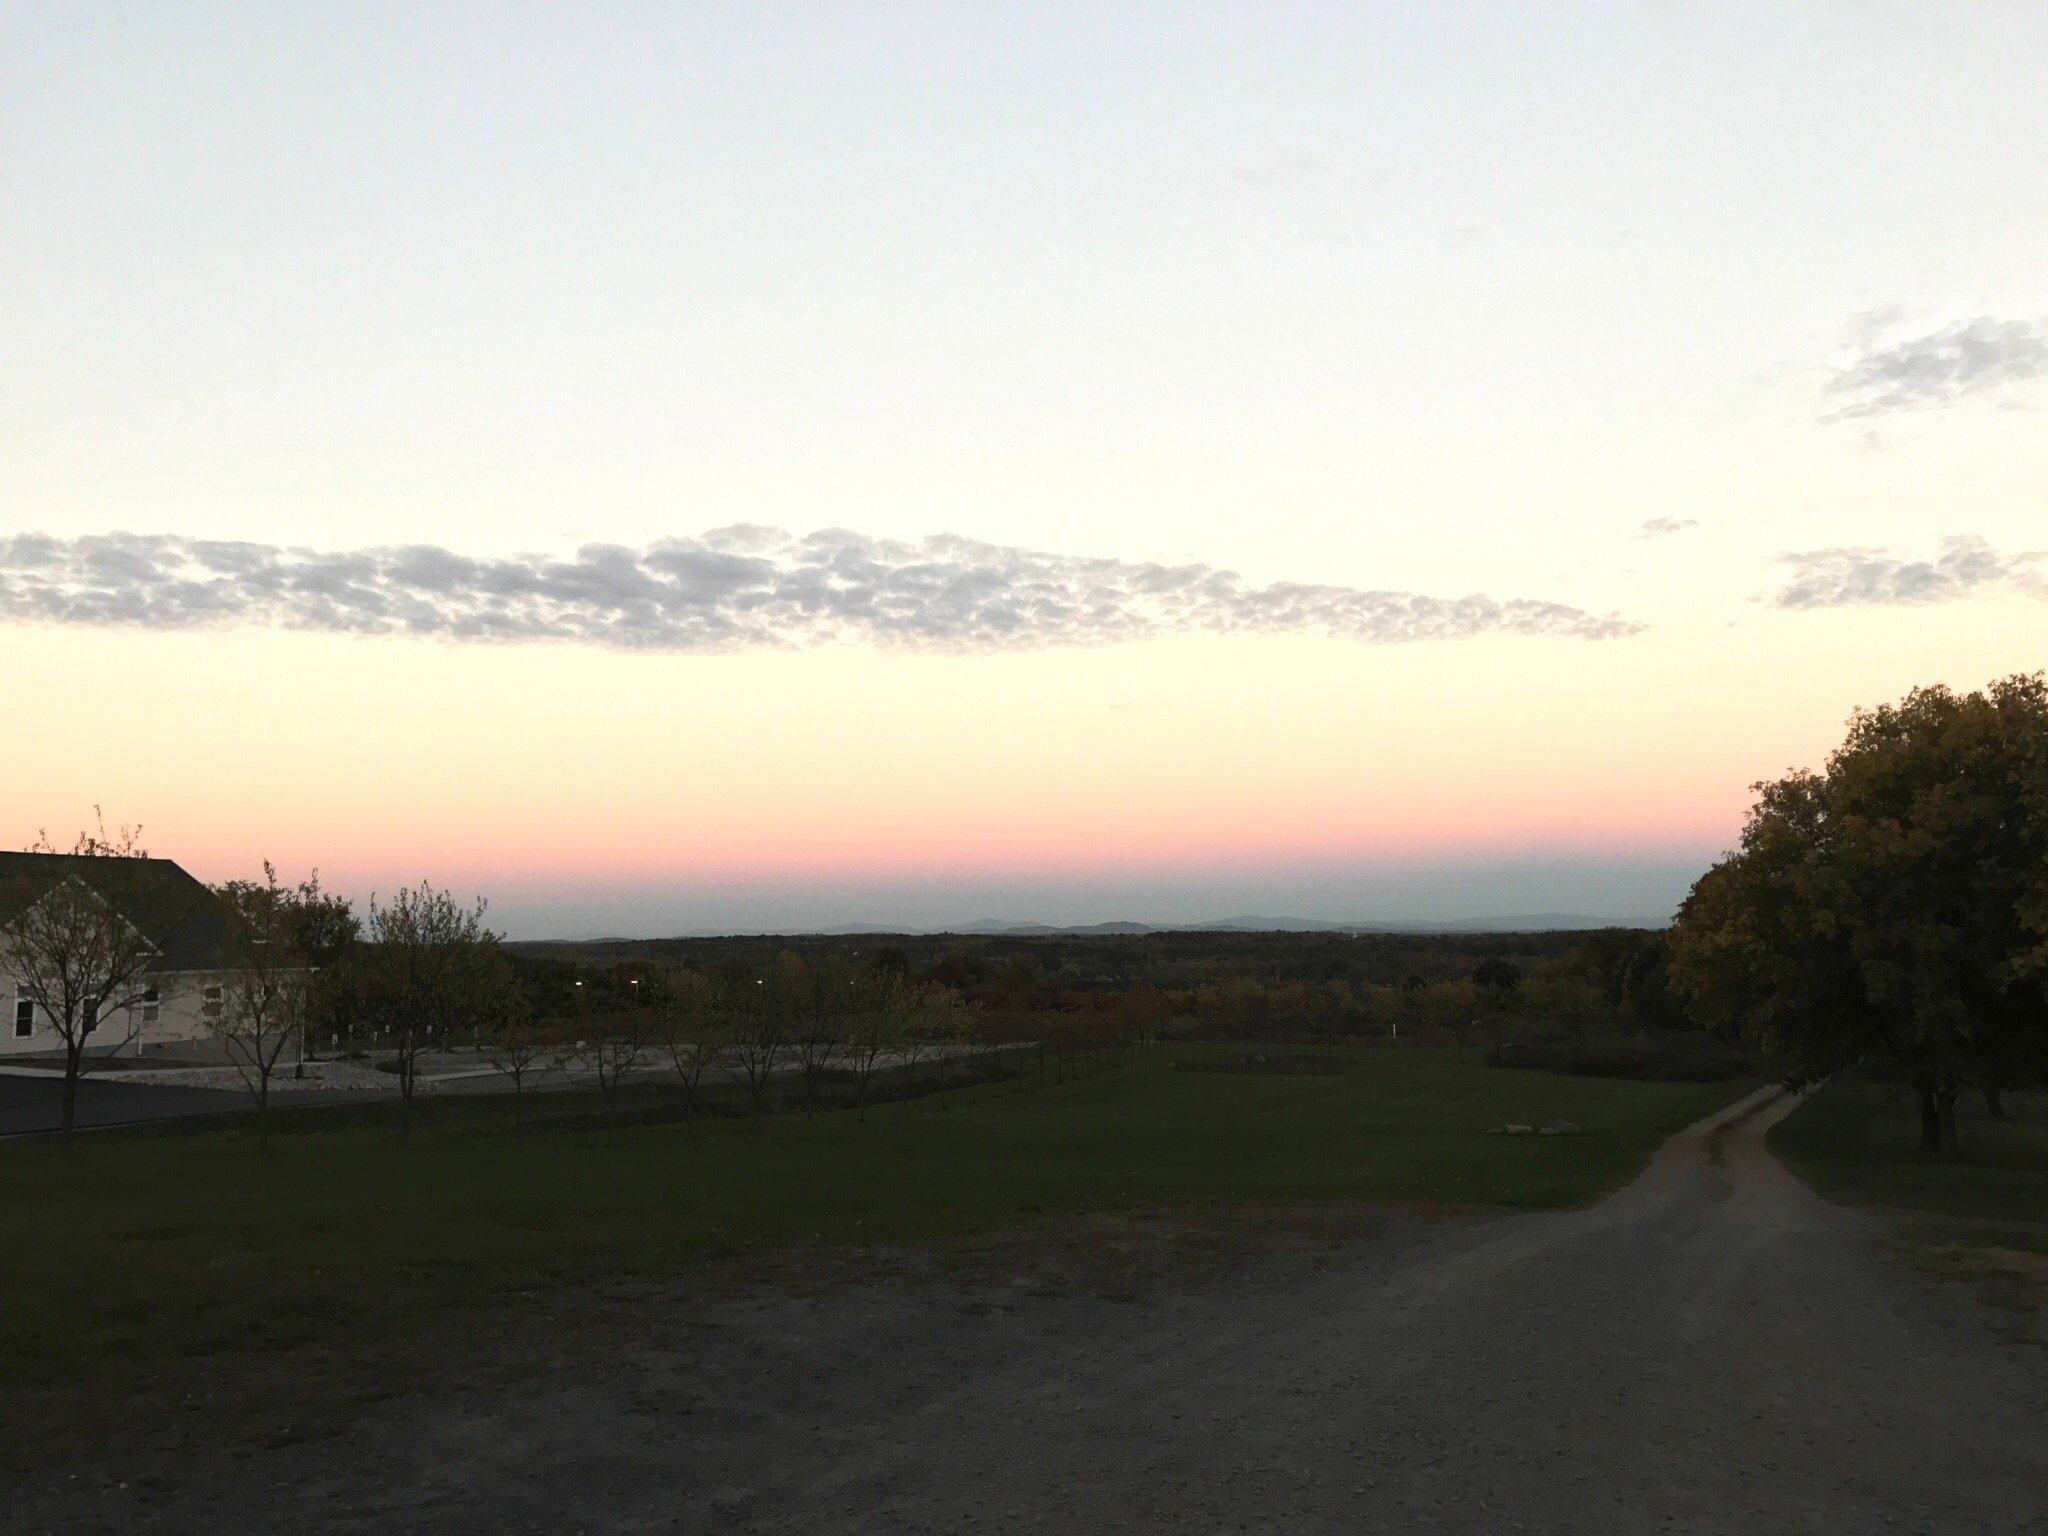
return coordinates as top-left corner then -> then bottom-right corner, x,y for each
358,884 -> 508,1138
1669,675 -> 2048,1153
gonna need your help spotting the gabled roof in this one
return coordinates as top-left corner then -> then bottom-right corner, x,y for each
0,853 -> 243,973
0,872 -> 59,928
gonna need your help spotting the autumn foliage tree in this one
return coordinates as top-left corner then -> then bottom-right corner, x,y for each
1669,675 -> 2048,1154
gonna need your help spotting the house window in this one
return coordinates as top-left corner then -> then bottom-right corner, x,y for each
142,987 -> 161,1025
201,983 -> 224,1020
12,993 -> 31,1039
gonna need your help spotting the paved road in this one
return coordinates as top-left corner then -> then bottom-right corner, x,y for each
0,1057 -> 578,1135
23,1088 -> 2048,1533
0,1044 -> 1018,1136
0,1071 -> 256,1135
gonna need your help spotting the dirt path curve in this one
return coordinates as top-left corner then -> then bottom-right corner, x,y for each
35,1088 -> 2048,1534
700,1087 -> 2039,1536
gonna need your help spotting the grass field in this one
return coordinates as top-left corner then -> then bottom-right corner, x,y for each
2,1046 -> 1750,1473
1770,1078 -> 2048,1225
1771,1077 -> 2048,1341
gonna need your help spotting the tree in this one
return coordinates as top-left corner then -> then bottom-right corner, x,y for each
1415,979 -> 1486,1061
359,883 -> 504,1138
1670,675 -> 2048,1155
1316,979 -> 1360,1043
913,984 -> 975,1106
1196,977 -> 1267,1053
1522,973 -> 1602,1048
210,863 -> 327,1132
1472,958 -> 1522,996
1117,983 -> 1174,1053
575,1006 -> 655,1144
728,973 -> 788,1118
894,981 -> 963,1092
840,971 -> 901,1114
1575,930 -> 1685,1029
479,1001 -> 557,1136
287,874 -> 363,1056
648,964 -> 728,1128
773,952 -> 855,1118
1,819 -> 174,1136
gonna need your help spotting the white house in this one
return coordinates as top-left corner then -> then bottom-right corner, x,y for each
0,852 -> 243,1059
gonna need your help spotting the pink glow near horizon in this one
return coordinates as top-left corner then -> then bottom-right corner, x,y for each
155,800 -> 1743,896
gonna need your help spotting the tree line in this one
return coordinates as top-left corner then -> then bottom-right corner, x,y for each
509,926 -> 1671,1008
5,822 -> 1700,1138
70,663 -> 2048,1161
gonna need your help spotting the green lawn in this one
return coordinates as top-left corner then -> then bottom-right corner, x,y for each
2,1047 -> 1747,1471
1770,1077 -> 2048,1226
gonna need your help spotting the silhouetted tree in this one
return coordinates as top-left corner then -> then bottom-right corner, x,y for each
359,884 -> 505,1139
728,972 -> 787,1118
1671,676 -> 2048,1154
648,964 -> 728,1128
210,863 -> 332,1132
479,1003 -> 557,1136
576,1006 -> 655,1144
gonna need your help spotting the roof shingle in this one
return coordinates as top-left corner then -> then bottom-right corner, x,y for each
0,853 -> 242,972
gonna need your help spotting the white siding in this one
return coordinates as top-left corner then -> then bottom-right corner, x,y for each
0,966 -> 227,1058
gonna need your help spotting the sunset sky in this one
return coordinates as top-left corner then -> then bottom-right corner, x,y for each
6,3 -> 2047,936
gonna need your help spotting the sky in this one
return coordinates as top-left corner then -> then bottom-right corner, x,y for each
4,2 -> 2047,936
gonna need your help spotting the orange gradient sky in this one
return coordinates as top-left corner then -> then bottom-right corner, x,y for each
7,595 -> 2043,934
5,5 -> 2047,933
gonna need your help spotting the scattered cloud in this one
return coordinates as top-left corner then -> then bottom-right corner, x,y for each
0,528 -> 1641,652
1771,535 -> 2044,609
1824,315 -> 2048,420
1840,302 -> 1919,351
1638,517 -> 1698,539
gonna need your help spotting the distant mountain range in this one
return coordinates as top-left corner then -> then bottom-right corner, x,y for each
519,913 -> 1641,946
733,913 -> 1620,939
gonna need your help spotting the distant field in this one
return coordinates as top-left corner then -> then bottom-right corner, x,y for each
1,1046 -> 1749,1474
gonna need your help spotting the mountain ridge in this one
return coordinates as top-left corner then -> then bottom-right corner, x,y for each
518,912 -> 1633,943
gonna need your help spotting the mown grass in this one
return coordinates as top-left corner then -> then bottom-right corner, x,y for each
1771,1077 -> 2048,1225
2,1046 -> 1748,1473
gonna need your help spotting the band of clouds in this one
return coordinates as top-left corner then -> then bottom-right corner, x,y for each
1772,535 -> 2044,610
0,528 -> 1640,652
1825,315 -> 2048,420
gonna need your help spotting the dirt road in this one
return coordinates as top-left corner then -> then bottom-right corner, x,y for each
26,1088 -> 2048,1533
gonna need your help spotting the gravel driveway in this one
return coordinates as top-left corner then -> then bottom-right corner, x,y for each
24,1087 -> 2048,1534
